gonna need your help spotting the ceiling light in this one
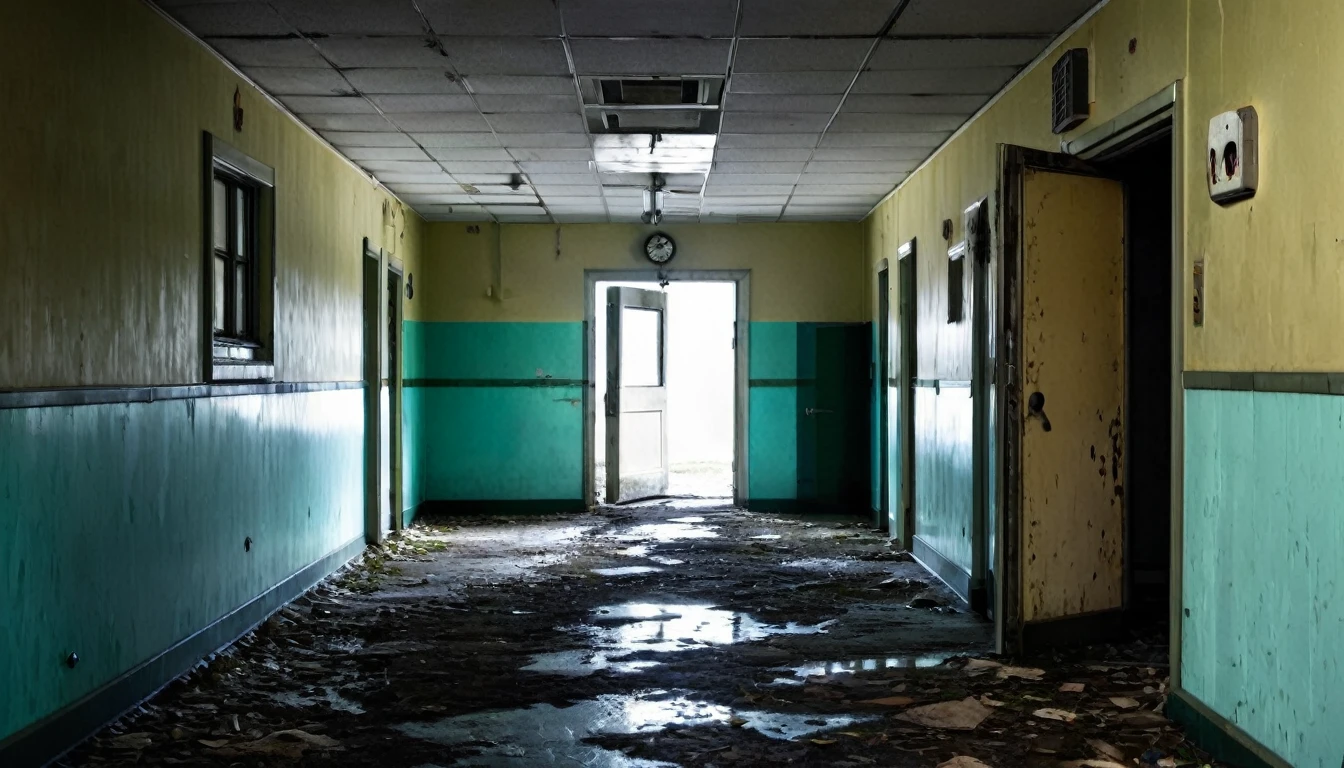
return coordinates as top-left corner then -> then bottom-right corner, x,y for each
642,173 -> 666,225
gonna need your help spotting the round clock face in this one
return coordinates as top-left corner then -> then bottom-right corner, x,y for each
645,232 -> 675,264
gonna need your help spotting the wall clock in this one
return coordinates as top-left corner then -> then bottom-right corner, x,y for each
644,232 -> 675,265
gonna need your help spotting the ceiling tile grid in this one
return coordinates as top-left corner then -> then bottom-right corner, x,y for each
157,0 -> 1099,223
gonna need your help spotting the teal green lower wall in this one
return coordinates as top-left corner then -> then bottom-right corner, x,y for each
1183,388 -> 1344,768
749,322 -> 800,500
0,389 -> 365,743
401,384 -> 424,525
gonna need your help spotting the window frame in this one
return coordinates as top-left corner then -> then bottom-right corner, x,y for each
203,133 -> 276,383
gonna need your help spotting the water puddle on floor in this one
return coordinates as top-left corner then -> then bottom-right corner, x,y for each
750,534 -> 782,540
648,556 -> 685,565
667,516 -> 706,523
617,545 -> 652,557
772,653 -> 962,683
270,688 -> 365,714
611,523 -> 719,542
520,650 -> 663,676
584,603 -> 834,653
593,566 -> 663,577
395,691 -> 870,766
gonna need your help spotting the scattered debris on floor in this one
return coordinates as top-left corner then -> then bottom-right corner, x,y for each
67,501 -> 1216,767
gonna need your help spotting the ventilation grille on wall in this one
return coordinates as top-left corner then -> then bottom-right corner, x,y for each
581,77 -> 723,134
1051,48 -> 1089,134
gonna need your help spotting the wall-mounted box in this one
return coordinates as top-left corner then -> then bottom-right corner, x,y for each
1208,107 -> 1258,204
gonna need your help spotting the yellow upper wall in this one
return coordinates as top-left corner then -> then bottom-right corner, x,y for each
420,222 -> 866,323
865,0 -> 1187,380
0,0 -> 423,388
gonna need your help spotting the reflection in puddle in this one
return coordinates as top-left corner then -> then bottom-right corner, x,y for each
617,545 -> 651,557
612,523 -> 719,542
774,653 -> 960,682
521,650 -> 662,676
585,603 -> 834,653
593,566 -> 663,577
751,534 -> 782,540
668,516 -> 706,523
396,692 -> 870,765
649,556 -> 685,565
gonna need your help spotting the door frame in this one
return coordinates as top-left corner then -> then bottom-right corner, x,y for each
362,238 -> 404,544
583,269 -> 751,508
995,82 -> 1184,656
893,239 -> 917,550
875,260 -> 891,531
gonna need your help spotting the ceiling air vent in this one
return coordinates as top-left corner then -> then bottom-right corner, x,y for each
582,77 -> 723,134
1051,48 -> 1089,134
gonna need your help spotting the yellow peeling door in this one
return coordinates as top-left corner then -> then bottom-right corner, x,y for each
1017,165 -> 1125,635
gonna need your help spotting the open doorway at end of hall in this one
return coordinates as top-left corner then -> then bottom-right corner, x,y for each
593,280 -> 738,504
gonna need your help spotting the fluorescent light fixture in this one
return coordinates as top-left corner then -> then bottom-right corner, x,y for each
594,133 -> 716,174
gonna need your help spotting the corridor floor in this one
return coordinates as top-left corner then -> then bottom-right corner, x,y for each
69,502 -> 1203,767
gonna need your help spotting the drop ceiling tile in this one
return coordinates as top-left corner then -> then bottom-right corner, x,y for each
600,187 -> 643,198
368,93 -> 477,112
317,37 -> 448,68
421,211 -> 492,222
708,174 -> 800,187
479,202 -> 546,211
892,0 -> 1096,36
717,133 -> 820,148
300,113 -> 397,131
560,0 -> 737,37
488,113 -> 586,133
851,67 -> 1019,94
537,196 -> 604,206
397,193 -> 478,205
700,197 -> 791,207
725,94 -> 844,113
818,131 -> 950,148
280,95 -> 375,114
435,161 -> 520,174
520,161 -> 595,175
268,0 -> 427,35
720,113 -> 831,134
805,160 -> 919,174
734,39 -> 871,73
386,183 -> 469,194
415,203 -> 485,214
497,214 -> 555,222
740,0 -> 898,35
702,205 -> 784,216
426,147 -> 516,161
462,75 -> 576,95
166,2 -> 292,36
829,112 -> 968,132
343,68 -> 463,94
321,131 -> 419,148
554,212 -> 608,222
812,146 -> 931,161
421,0 -> 563,36
730,72 -> 855,95
475,94 -> 580,114
377,172 -> 456,184
210,38 -> 327,68
843,94 -> 986,114
511,148 -> 592,162
533,185 -> 603,197
498,133 -> 592,148
411,132 -> 504,147
447,38 -> 570,75
706,186 -> 797,197
713,161 -> 807,175
796,172 -> 901,185
789,195 -> 883,206
460,176 -> 533,186
872,37 -> 1047,70
570,39 -> 731,77
360,160 -> 447,174
715,148 -> 813,162
344,146 -> 433,161
526,173 -> 600,185
387,112 -> 493,132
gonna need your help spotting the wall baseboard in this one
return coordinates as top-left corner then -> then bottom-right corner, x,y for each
0,536 -> 366,768
416,499 -> 586,517
1019,609 -> 1126,648
745,499 -> 871,517
1166,688 -> 1285,768
911,534 -> 972,602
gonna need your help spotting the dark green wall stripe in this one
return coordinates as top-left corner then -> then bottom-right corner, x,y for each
404,378 -> 585,388
1184,370 -> 1344,396
0,381 -> 364,410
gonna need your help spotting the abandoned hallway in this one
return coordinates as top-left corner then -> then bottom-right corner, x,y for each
68,503 -> 1190,767
7,0 -> 1344,766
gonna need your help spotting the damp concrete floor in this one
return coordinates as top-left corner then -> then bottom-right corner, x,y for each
68,501 -> 1210,767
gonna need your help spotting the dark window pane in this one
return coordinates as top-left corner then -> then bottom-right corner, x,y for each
212,179 -> 227,251
234,263 -> 247,335
235,187 -> 247,258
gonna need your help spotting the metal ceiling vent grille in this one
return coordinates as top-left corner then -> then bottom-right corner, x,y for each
1051,48 -> 1089,134
582,77 -> 724,134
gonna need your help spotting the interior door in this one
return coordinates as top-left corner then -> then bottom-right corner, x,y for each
876,266 -> 891,531
605,287 -> 670,503
797,324 -> 871,510
999,146 -> 1126,652
892,241 -> 917,547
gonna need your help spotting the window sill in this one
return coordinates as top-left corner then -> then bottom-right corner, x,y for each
212,361 -> 275,383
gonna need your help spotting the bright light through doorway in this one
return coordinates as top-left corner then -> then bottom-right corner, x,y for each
596,281 -> 736,502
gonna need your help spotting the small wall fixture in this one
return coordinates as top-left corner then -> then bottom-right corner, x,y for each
1208,107 -> 1258,204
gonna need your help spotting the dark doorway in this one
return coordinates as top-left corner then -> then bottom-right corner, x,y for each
1097,130 -> 1174,623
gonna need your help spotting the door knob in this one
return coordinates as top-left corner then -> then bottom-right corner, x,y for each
804,407 -> 835,416
1027,391 -> 1052,432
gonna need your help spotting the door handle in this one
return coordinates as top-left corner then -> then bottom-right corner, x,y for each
1027,391 -> 1052,432
804,407 -> 835,416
